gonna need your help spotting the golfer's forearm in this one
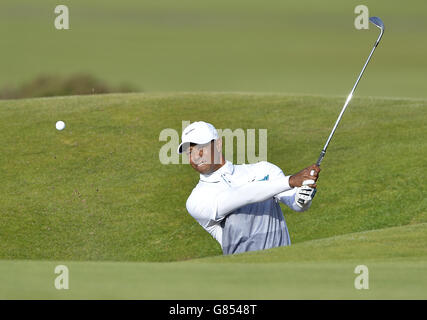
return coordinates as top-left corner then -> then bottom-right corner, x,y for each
215,176 -> 291,219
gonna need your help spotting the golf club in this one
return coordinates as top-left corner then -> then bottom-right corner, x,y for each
315,16 -> 385,168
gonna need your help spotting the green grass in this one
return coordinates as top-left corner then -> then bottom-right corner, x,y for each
1,224 -> 427,299
1,0 -> 427,98
2,0 -> 426,300
0,92 -> 426,263
1,92 -> 426,299
196,223 -> 427,263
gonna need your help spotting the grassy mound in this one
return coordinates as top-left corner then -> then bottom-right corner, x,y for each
195,223 -> 427,263
0,92 -> 426,262
1,224 -> 427,299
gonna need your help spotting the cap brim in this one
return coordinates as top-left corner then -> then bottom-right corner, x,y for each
177,141 -> 190,154
177,138 -> 216,154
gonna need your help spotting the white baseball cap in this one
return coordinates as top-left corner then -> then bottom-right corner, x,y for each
177,121 -> 219,154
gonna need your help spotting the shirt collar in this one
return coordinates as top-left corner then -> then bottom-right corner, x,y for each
199,160 -> 234,183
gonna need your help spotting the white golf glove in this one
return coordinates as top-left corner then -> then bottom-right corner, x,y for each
295,182 -> 317,208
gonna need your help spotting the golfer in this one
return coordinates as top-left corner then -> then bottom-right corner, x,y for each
178,121 -> 320,255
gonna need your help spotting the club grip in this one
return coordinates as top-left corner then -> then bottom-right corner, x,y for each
311,188 -> 317,199
316,150 -> 326,166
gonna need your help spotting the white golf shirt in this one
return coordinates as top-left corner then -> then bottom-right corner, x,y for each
186,160 -> 311,254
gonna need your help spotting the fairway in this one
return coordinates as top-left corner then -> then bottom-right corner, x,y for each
1,224 -> 427,299
1,0 -> 427,98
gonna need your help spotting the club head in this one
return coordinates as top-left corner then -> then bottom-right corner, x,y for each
369,17 -> 384,31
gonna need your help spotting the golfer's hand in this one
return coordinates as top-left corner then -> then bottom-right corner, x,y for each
295,185 -> 317,208
289,164 -> 320,188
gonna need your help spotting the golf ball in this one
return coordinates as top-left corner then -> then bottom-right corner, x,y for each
56,121 -> 65,131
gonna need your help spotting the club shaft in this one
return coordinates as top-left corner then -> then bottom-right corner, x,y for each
316,29 -> 384,166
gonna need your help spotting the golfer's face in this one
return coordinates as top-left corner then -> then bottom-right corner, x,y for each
186,141 -> 214,174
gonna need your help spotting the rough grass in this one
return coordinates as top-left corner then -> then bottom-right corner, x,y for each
0,74 -> 138,99
0,92 -> 426,262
